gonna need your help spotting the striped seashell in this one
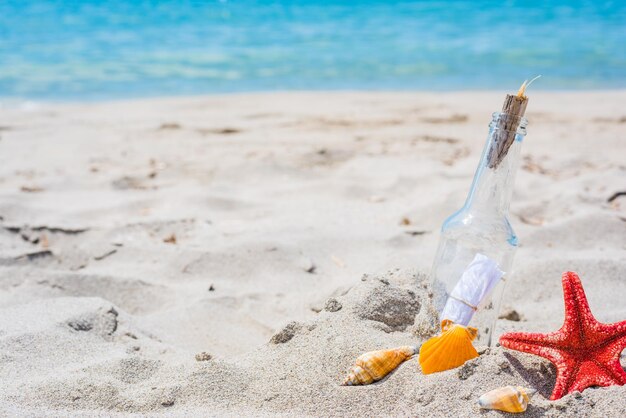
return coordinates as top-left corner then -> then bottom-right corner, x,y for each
342,346 -> 418,386
478,386 -> 536,413
419,319 -> 479,374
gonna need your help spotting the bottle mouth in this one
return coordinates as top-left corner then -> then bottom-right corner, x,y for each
490,111 -> 528,135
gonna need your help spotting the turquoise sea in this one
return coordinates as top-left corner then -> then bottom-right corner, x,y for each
1,1 -> 625,100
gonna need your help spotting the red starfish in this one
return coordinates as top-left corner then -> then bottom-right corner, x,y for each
499,271 -> 626,400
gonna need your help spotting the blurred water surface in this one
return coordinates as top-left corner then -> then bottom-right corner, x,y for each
1,0 -> 625,100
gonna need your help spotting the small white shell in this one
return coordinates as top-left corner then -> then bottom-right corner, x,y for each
478,386 -> 536,413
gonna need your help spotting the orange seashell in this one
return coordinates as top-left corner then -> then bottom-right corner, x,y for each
478,386 -> 536,413
342,345 -> 418,385
419,319 -> 478,374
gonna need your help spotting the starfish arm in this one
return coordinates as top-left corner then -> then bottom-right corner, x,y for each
593,320 -> 626,383
499,331 -> 568,365
550,360 -> 574,400
567,358 -> 626,396
595,319 -> 626,356
560,272 -> 599,341
603,359 -> 626,385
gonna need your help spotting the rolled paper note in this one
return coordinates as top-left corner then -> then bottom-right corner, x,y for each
441,253 -> 504,326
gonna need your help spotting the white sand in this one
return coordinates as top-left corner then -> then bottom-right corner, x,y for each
0,92 -> 625,416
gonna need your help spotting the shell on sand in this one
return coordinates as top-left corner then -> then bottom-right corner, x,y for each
419,319 -> 478,374
478,386 -> 536,413
342,345 -> 418,386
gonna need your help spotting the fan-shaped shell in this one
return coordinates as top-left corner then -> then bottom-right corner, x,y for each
342,345 -> 418,386
419,320 -> 478,374
478,386 -> 536,413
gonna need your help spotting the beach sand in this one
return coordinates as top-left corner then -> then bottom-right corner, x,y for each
0,92 -> 625,416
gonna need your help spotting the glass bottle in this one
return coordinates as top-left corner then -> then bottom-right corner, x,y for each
430,112 -> 527,347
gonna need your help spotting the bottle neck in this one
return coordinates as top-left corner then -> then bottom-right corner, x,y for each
464,113 -> 527,216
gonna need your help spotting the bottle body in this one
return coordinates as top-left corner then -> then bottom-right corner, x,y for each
431,112 -> 526,346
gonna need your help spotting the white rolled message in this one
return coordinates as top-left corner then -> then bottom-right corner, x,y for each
441,253 -> 504,326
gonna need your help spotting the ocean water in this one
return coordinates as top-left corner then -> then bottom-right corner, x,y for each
1,0 -> 625,100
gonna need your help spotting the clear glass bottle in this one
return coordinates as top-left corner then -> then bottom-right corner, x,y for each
430,112 -> 527,347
